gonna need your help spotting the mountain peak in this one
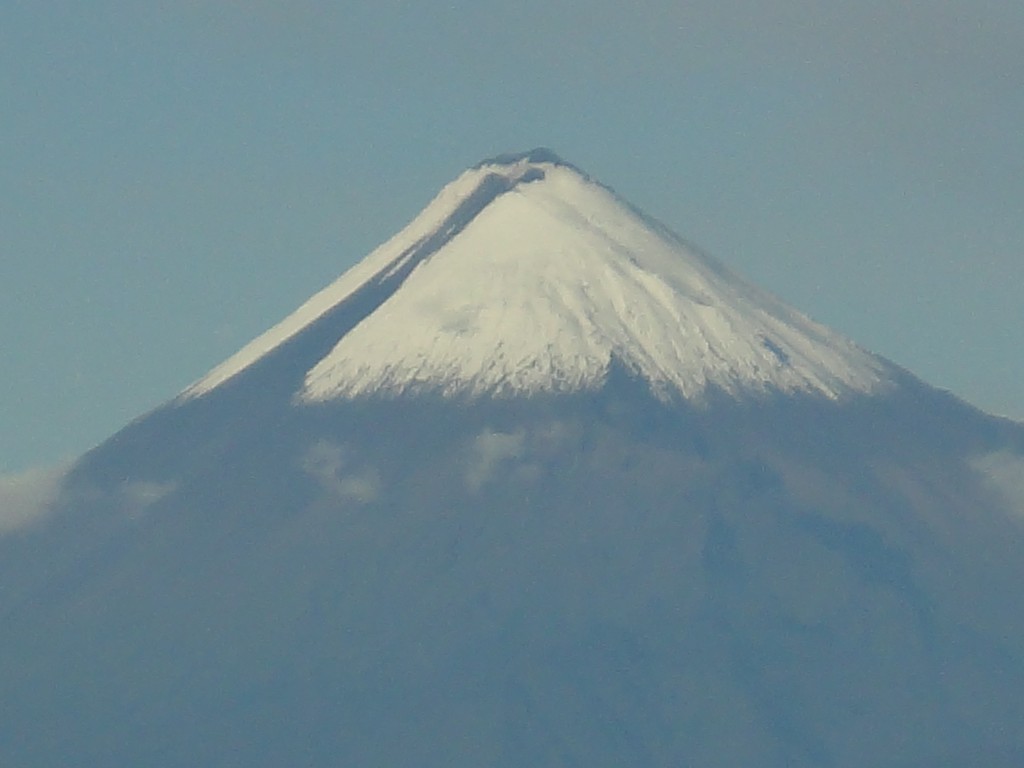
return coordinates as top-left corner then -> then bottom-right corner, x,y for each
480,147 -> 568,166
474,147 -> 581,178
183,152 -> 894,404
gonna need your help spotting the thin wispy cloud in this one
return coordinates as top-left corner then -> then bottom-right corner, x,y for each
302,439 -> 379,503
118,479 -> 177,517
465,429 -> 525,492
973,451 -> 1024,517
0,464 -> 68,536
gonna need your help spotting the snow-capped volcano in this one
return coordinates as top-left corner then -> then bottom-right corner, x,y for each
184,149 -> 892,403
8,150 -> 1024,768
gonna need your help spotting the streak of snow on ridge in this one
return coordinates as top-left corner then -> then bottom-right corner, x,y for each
180,158 -> 546,398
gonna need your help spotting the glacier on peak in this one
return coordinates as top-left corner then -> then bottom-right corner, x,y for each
182,150 -> 894,404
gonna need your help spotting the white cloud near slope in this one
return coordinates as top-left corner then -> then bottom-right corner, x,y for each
118,480 -> 177,517
302,440 -> 379,503
972,451 -> 1024,517
465,430 -> 526,492
0,464 -> 68,535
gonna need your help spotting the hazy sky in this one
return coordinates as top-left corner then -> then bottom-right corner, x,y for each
3,1 -> 1022,473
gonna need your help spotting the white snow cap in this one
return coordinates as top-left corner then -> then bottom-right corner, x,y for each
184,149 -> 893,403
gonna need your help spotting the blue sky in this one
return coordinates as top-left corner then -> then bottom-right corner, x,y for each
3,1 -> 1022,473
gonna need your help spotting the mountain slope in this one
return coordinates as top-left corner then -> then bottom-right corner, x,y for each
2,150 -> 1023,768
